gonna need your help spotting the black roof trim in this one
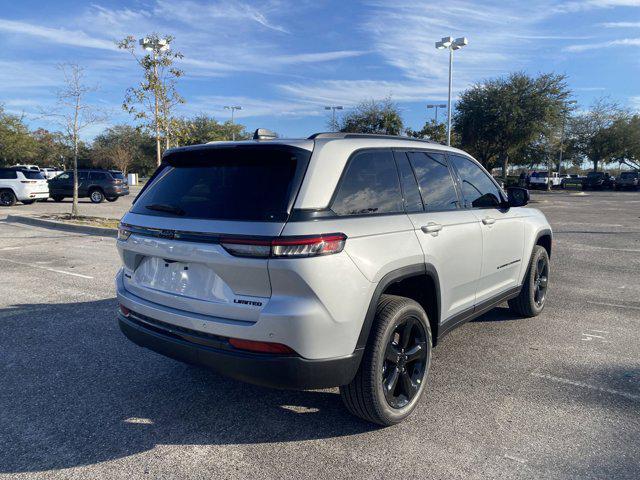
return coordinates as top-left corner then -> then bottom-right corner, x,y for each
307,132 -> 441,144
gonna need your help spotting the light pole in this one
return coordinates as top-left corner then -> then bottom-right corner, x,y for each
435,36 -> 468,146
140,37 -> 169,166
224,105 -> 242,140
324,105 -> 343,131
427,104 -> 447,124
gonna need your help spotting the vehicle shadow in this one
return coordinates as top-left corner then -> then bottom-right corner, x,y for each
0,299 -> 377,474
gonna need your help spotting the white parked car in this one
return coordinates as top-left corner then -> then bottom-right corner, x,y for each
40,167 -> 64,179
116,131 -> 552,425
11,164 -> 41,171
0,168 -> 50,206
529,171 -> 563,189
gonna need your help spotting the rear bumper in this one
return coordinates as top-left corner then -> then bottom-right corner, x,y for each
106,186 -> 129,197
21,191 -> 49,200
118,313 -> 362,390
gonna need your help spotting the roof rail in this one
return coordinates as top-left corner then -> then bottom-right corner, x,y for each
307,132 -> 440,144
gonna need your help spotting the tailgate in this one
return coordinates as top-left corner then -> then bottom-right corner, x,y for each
118,215 -> 284,323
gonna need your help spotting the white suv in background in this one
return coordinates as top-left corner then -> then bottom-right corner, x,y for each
115,131 -> 552,425
0,168 -> 49,206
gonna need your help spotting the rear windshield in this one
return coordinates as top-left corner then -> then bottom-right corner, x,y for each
620,172 -> 638,179
22,170 -> 45,180
110,171 -> 125,179
587,172 -> 603,178
532,172 -> 548,178
132,145 -> 310,222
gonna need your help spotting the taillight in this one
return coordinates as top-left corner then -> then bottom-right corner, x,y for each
272,234 -> 346,258
119,304 -> 131,317
117,224 -> 131,241
228,338 -> 295,354
220,233 -> 347,259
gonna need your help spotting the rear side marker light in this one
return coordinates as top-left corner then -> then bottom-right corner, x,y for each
119,304 -> 131,317
228,338 -> 295,354
221,233 -> 347,259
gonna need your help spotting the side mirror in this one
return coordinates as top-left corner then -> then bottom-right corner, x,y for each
507,187 -> 529,207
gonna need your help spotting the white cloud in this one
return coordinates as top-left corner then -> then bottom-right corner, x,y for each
153,0 -> 289,33
601,21 -> 640,27
564,37 -> 640,51
279,80 -> 450,106
554,0 -> 640,13
0,18 -> 115,50
182,95 -> 322,118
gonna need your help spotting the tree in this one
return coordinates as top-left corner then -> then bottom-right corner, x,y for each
92,125 -> 153,174
567,98 -> 626,172
339,98 -> 403,135
454,72 -> 572,177
32,129 -> 71,168
609,114 -> 640,171
405,119 -> 447,143
47,64 -> 106,216
118,34 -> 184,166
171,114 -> 249,146
0,106 -> 37,165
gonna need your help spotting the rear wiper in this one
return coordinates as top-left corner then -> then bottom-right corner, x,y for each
145,203 -> 186,216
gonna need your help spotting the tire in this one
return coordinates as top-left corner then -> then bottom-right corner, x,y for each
21,200 -> 36,205
0,190 -> 17,207
52,195 -> 64,202
340,295 -> 432,426
89,189 -> 105,204
106,196 -> 118,202
508,245 -> 550,317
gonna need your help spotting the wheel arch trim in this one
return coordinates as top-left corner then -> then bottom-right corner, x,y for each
355,263 -> 441,352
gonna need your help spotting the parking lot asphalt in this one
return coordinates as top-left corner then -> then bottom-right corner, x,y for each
0,190 -> 639,479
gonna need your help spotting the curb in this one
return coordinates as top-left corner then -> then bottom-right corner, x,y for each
5,215 -> 118,238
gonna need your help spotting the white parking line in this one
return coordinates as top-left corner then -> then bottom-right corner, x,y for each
587,301 -> 640,311
532,372 -> 640,402
0,257 -> 94,279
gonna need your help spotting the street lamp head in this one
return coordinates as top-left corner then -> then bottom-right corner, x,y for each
435,41 -> 446,49
454,37 -> 468,47
336,106 -> 343,110
324,106 -> 331,110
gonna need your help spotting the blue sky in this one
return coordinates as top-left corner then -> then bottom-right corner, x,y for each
1,0 -> 639,139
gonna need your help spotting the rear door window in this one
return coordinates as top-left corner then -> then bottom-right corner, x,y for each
90,172 -> 108,181
0,170 -> 18,179
406,151 -> 459,211
331,150 -> 403,216
395,153 -> 423,212
132,146 -> 309,222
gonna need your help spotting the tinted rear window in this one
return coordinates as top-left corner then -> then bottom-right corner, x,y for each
331,150 -> 403,216
132,146 -> 309,222
0,169 -> 18,179
90,172 -> 109,181
22,170 -> 45,180
620,172 -> 638,179
110,171 -> 125,179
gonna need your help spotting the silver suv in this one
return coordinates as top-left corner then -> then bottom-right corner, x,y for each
116,131 -> 552,425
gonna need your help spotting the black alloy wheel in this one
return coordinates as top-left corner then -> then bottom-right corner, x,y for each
0,190 -> 17,206
382,317 -> 428,409
533,256 -> 549,307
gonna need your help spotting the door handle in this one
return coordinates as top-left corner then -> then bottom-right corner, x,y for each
421,222 -> 443,235
482,216 -> 496,225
